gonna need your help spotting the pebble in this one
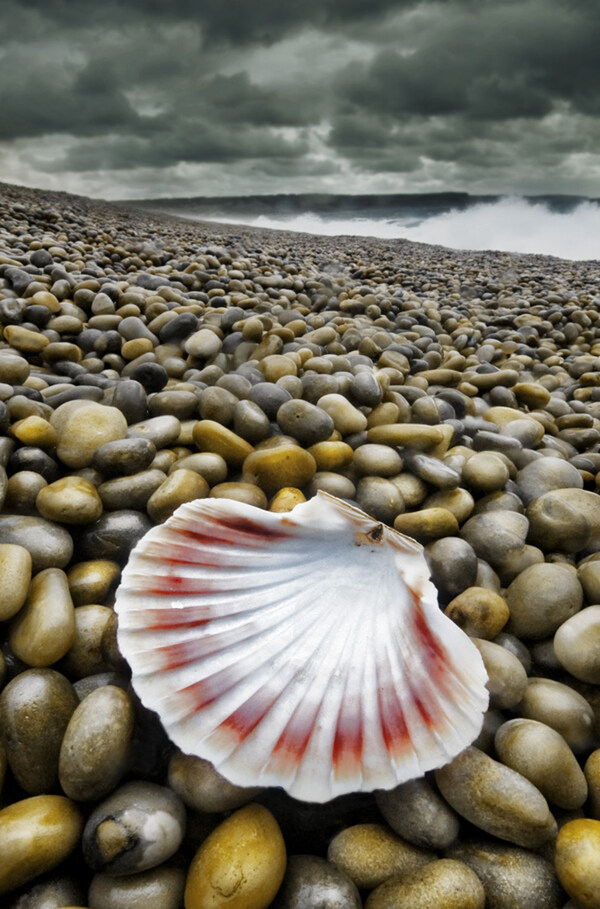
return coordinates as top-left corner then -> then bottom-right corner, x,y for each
553,604 -> 600,683
0,795 -> 83,895
128,414 -> 181,449
243,444 -> 316,496
92,436 -> 156,476
58,684 -> 134,801
209,481 -> 268,508
435,746 -> 557,848
0,514 -> 73,571
62,604 -> 113,677
554,819 -> 600,909
272,854 -> 361,909
375,778 -> 460,850
184,803 -> 286,909
193,419 -> 254,467
0,668 -> 79,793
168,751 -> 262,813
327,823 -> 435,890
505,562 -> 583,639
36,476 -> 103,524
9,567 -> 75,667
425,536 -> 478,602
393,506 -> 458,543
444,587 -> 510,638
0,543 -> 31,620
88,866 -> 186,909
365,858 -> 485,909
447,840 -> 563,909
515,676 -> 595,752
471,638 -> 528,709
147,469 -> 209,522
83,781 -> 186,874
67,559 -> 121,606
98,468 -> 166,511
277,398 -> 335,445
494,718 -> 588,809
51,401 -> 128,468
352,443 -> 402,477
77,509 -> 152,562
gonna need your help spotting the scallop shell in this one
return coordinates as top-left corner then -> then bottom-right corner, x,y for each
115,491 -> 488,803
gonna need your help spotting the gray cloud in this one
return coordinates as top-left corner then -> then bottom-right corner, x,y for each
1,0 -> 599,196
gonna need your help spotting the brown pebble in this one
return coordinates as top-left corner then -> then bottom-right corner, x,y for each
445,587 -> 510,638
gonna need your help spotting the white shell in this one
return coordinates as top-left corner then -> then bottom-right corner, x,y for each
115,491 -> 488,803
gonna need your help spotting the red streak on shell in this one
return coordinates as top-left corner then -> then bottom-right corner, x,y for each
378,685 -> 410,754
144,608 -> 210,631
333,709 -> 364,773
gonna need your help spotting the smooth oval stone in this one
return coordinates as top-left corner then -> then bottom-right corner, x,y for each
9,568 -> 75,667
199,385 -> 238,425
169,451 -> 228,485
554,605 -> 600,683
555,819 -> 600,909
98,468 -> 166,511
270,487 -> 307,512
356,476 -> 404,524
0,795 -> 83,895
8,873 -> 86,909
435,746 -> 557,848
277,399 -> 335,446
317,393 -> 367,435
233,399 -> 271,443
578,559 -> 600,604
0,668 -> 79,793
365,858 -> 485,909
472,637 -> 528,709
404,451 -> 460,489
505,562 -> 583,639
272,855 -> 361,909
92,436 -> 156,477
514,677 -> 595,753
447,840 -> 563,909
584,750 -> 600,820
393,507 -> 458,543
89,865 -> 186,909
209,482 -> 268,509
0,514 -> 73,572
327,823 -> 434,890
67,559 -> 121,607
36,476 -> 103,525
168,751 -> 262,813
462,451 -> 510,493
62,604 -> 113,678
0,543 -> 32,620
193,419 -> 254,468
352,443 -> 403,477
184,803 -> 286,909
516,456 -> 584,505
307,472 -> 357,499
77,510 -> 152,563
51,401 -> 128,468
495,718 -> 587,810
367,423 -> 450,454
185,327 -> 223,359
460,511 -> 529,569
83,781 -> 186,874
526,489 -> 595,553
59,684 -> 134,801
426,486 -> 474,523
5,470 -> 48,514
425,537 -> 478,602
147,470 -> 209,523
445,587 -> 510,638
307,440 -> 354,472
127,414 -> 181,449
376,778 -> 459,851
243,445 -> 316,497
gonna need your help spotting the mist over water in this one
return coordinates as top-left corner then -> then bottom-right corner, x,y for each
205,197 -> 600,261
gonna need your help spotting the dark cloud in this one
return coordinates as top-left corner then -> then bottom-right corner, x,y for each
1,0 -> 600,195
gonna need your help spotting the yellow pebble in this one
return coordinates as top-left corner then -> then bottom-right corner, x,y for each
555,819 -> 600,909
11,415 -> 57,448
184,803 -> 286,909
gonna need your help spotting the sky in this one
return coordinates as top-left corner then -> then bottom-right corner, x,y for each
1,0 -> 600,200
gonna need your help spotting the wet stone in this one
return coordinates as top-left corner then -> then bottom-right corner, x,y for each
0,795 -> 83,895
62,604 -> 113,678
472,638 -> 528,709
83,781 -> 186,874
514,677 -> 595,753
168,751 -> 262,813
184,803 -> 286,909
365,858 -> 485,909
193,419 -> 254,468
168,451 -> 228,485
356,477 -> 404,524
505,562 -> 583,639
435,747 -> 557,848
425,537 -> 478,602
51,401 -> 128,468
147,469 -> 209,523
67,559 -> 121,606
445,587 -> 510,638
88,865 -> 186,909
393,507 -> 458,543
554,819 -> 600,909
277,398 -> 335,446
98,468 -> 166,511
376,778 -> 460,851
233,399 -> 271,443
494,718 -> 588,810
0,514 -> 73,572
9,568 -> 75,667
92,436 -> 156,477
0,543 -> 32,621
554,605 -> 600,683
243,445 -> 316,497
327,822 -> 435,890
0,668 -> 79,794
59,684 -> 134,801
209,481 -> 268,509
271,855 -> 361,909
447,840 -> 563,909
76,510 -> 152,563
516,456 -> 584,505
36,476 -> 103,525
127,414 -> 181,449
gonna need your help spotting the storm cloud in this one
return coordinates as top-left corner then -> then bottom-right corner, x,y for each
1,0 -> 599,197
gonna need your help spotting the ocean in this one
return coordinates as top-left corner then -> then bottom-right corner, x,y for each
124,193 -> 600,262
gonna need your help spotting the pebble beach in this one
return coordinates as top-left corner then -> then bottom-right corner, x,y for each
1,179 -> 600,908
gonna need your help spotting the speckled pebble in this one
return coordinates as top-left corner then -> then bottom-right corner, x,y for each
515,676 -> 595,753
83,781 -> 186,875
554,819 -> 600,909
553,604 -> 600,683
36,476 -> 103,525
376,778 -> 460,850
51,401 -> 128,468
88,865 -> 186,909
168,751 -> 262,813
365,858 -> 485,909
327,823 -> 435,890
9,567 -> 75,667
445,587 -> 510,638
0,543 -> 32,620
271,855 -> 361,909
